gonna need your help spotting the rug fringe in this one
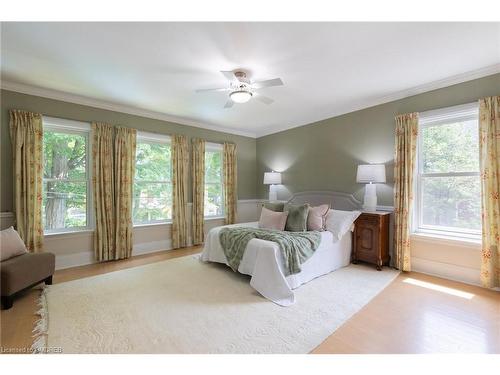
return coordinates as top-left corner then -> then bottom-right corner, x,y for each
31,285 -> 49,353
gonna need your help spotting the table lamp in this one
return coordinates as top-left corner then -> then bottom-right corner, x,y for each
263,171 -> 282,202
356,164 -> 386,212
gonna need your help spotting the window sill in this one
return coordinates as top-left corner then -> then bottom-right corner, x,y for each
44,216 -> 226,237
411,231 -> 481,249
44,229 -> 94,238
204,216 -> 226,221
133,221 -> 171,229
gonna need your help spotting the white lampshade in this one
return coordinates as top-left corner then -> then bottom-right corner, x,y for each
263,172 -> 282,185
356,164 -> 386,183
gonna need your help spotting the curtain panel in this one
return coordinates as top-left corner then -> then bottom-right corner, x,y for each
92,124 -> 137,261
393,112 -> 419,271
191,138 -> 205,245
92,122 -> 116,261
479,96 -> 500,288
172,134 -> 189,248
114,127 -> 137,260
223,142 -> 237,225
9,109 -> 44,252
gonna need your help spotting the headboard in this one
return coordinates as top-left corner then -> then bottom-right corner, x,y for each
286,191 -> 362,211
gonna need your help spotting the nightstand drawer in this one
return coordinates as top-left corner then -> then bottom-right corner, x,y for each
356,214 -> 380,226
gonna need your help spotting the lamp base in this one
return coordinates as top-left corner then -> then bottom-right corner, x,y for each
268,185 -> 278,202
363,183 -> 378,212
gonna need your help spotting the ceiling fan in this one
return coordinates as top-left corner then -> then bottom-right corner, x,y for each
195,70 -> 284,108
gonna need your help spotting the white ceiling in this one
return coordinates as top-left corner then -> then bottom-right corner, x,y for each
1,22 -> 499,138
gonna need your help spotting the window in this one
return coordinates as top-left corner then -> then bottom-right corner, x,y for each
204,143 -> 224,217
133,133 -> 172,225
42,117 -> 91,233
414,103 -> 481,239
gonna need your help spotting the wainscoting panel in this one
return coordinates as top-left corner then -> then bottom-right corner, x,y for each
0,212 -> 14,229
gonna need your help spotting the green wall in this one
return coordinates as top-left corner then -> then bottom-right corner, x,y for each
0,90 -> 257,212
2,73 -> 499,212
256,73 -> 500,205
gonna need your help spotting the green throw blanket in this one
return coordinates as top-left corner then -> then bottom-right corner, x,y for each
219,227 -> 321,276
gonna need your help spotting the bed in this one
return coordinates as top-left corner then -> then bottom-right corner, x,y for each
200,191 -> 363,306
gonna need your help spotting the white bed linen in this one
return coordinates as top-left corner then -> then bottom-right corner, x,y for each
200,222 -> 352,306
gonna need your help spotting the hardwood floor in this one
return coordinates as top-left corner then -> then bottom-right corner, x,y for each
1,247 -> 499,354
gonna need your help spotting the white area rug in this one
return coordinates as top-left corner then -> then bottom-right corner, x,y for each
34,255 -> 399,353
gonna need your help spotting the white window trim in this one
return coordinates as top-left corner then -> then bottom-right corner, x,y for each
413,102 -> 481,241
133,132 -> 172,226
205,142 -> 223,152
136,131 -> 171,144
42,116 -> 93,234
204,143 -> 225,219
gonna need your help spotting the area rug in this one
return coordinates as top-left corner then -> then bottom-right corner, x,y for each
33,255 -> 399,353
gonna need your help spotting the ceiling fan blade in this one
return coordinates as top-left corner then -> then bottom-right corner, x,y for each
252,78 -> 283,89
195,87 -> 230,93
224,100 -> 234,109
221,71 -> 236,82
254,93 -> 274,105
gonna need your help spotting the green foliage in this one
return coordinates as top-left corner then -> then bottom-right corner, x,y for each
42,133 -> 226,228
422,120 -> 479,173
420,120 -> 480,231
204,151 -> 223,216
42,131 -> 87,230
133,142 -> 172,223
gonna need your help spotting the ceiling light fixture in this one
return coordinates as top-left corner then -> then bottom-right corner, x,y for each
230,90 -> 253,104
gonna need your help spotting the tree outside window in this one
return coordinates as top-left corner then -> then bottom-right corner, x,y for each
42,127 -> 89,232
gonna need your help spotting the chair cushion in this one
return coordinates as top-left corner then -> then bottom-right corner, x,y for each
1,252 -> 55,296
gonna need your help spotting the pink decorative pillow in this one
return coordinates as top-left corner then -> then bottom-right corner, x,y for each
0,226 -> 28,261
259,207 -> 289,231
307,204 -> 330,231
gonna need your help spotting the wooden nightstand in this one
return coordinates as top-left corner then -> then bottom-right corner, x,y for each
352,212 -> 390,270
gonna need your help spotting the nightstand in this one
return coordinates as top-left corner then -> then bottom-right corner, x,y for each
352,211 -> 390,270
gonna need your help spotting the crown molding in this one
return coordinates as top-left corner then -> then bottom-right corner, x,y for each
255,63 -> 500,137
2,63 -> 499,139
0,81 -> 257,138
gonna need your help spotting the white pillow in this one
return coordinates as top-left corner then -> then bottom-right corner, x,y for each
0,226 -> 28,261
325,209 -> 361,240
259,207 -> 289,231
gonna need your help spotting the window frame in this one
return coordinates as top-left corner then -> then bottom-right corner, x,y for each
413,103 -> 481,240
204,142 -> 225,219
42,116 -> 93,235
133,131 -> 172,226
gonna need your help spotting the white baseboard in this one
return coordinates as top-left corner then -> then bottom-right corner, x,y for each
133,240 -> 172,256
55,243 -> 175,270
411,256 -> 481,286
55,251 -> 96,270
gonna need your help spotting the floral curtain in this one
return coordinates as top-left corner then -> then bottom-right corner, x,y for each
114,127 -> 137,260
393,113 -> 419,271
9,110 -> 44,252
92,122 -> 115,261
191,138 -> 205,245
223,142 -> 237,225
479,96 -> 500,288
172,134 -> 189,248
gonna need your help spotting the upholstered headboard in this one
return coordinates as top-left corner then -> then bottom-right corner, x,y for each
286,191 -> 362,211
